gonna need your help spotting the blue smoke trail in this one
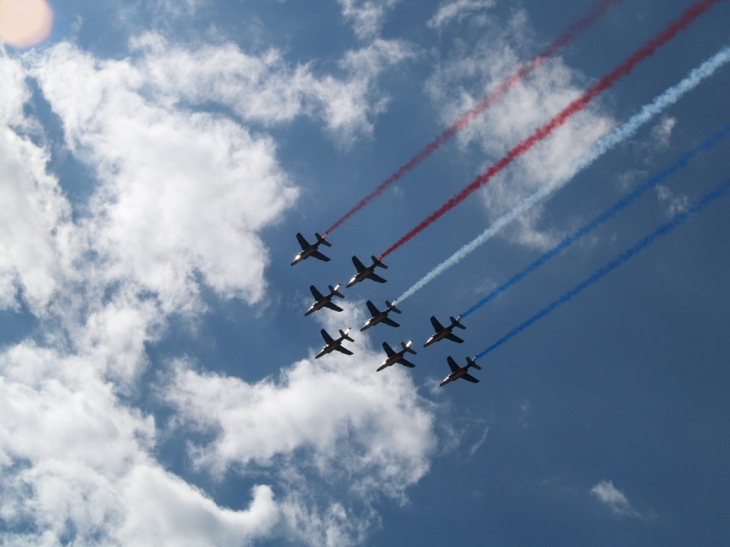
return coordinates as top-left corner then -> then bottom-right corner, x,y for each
395,44 -> 730,304
475,175 -> 730,361
460,122 -> 730,319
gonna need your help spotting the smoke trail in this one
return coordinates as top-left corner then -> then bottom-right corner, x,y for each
322,0 -> 626,236
459,122 -> 730,318
380,0 -> 722,259
475,175 -> 730,361
394,44 -> 730,304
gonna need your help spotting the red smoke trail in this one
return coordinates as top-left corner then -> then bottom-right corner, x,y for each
379,0 -> 721,259
323,0 -> 625,236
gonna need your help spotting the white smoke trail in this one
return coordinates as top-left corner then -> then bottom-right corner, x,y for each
395,44 -> 730,304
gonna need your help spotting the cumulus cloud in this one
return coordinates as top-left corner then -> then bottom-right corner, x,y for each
0,26 -> 435,547
425,10 -> 615,250
163,305 -> 437,546
590,480 -> 641,517
132,33 -> 412,143
427,0 -> 496,30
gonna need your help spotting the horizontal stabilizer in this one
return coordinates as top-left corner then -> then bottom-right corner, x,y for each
316,233 -> 331,247
466,357 -> 481,370
371,255 -> 388,269
339,329 -> 354,342
329,285 -> 344,298
401,341 -> 416,355
386,301 -> 401,314
450,316 -> 466,330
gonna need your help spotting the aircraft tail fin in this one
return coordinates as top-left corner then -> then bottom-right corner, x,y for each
316,233 -> 331,247
401,340 -> 417,355
329,284 -> 344,298
371,255 -> 388,269
386,300 -> 402,314
340,329 -> 354,342
450,316 -> 466,330
466,356 -> 482,370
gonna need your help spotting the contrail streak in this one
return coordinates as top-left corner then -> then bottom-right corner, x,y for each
395,43 -> 730,304
322,0 -> 626,236
380,0 -> 722,259
475,175 -> 730,360
459,122 -> 730,319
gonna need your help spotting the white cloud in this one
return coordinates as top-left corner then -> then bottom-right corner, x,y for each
590,480 -> 641,517
337,0 -> 400,39
0,20 -> 432,547
649,115 -> 676,152
132,33 -> 412,143
656,184 -> 689,217
427,0 -> 496,30
0,54 -> 77,313
163,305 -> 437,546
29,41 -> 298,312
425,10 -> 615,250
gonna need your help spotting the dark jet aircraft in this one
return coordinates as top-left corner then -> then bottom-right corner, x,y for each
316,328 -> 354,359
346,255 -> 387,288
377,340 -> 417,372
440,356 -> 482,387
424,315 -> 466,347
291,232 -> 331,266
361,300 -> 401,331
305,284 -> 345,316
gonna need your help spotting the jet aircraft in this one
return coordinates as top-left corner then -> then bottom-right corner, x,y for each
346,255 -> 387,288
377,340 -> 417,372
361,300 -> 401,331
305,284 -> 344,316
439,356 -> 482,387
424,315 -> 466,347
316,328 -> 355,359
291,232 -> 331,266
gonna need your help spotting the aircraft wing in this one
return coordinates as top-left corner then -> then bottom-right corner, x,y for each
352,255 -> 366,272
367,272 -> 387,284
311,250 -> 331,262
324,302 -> 343,312
430,316 -> 444,332
334,345 -> 353,356
321,329 -> 335,344
310,285 -> 324,300
398,358 -> 416,368
445,332 -> 465,344
382,342 -> 395,357
461,373 -> 479,383
296,233 -> 310,250
382,317 -> 400,328
447,356 -> 459,373
366,301 -> 380,316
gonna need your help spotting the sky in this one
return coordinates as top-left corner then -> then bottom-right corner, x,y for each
0,0 -> 729,546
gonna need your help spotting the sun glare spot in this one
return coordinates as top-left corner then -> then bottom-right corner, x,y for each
0,0 -> 54,49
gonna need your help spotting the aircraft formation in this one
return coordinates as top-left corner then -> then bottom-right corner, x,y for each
294,232 -> 481,387
288,0 -> 729,388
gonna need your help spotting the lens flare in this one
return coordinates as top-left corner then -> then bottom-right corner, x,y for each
0,0 -> 54,49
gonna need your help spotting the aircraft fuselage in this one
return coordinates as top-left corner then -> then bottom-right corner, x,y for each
425,329 -> 451,347
347,267 -> 375,288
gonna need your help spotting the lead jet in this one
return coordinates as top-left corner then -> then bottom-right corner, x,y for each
316,328 -> 354,359
346,255 -> 387,288
377,340 -> 417,372
440,356 -> 482,387
305,284 -> 345,316
424,315 -> 466,347
361,300 -> 401,331
291,232 -> 331,266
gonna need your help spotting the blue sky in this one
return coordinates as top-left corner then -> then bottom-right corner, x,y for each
1,0 -> 729,545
